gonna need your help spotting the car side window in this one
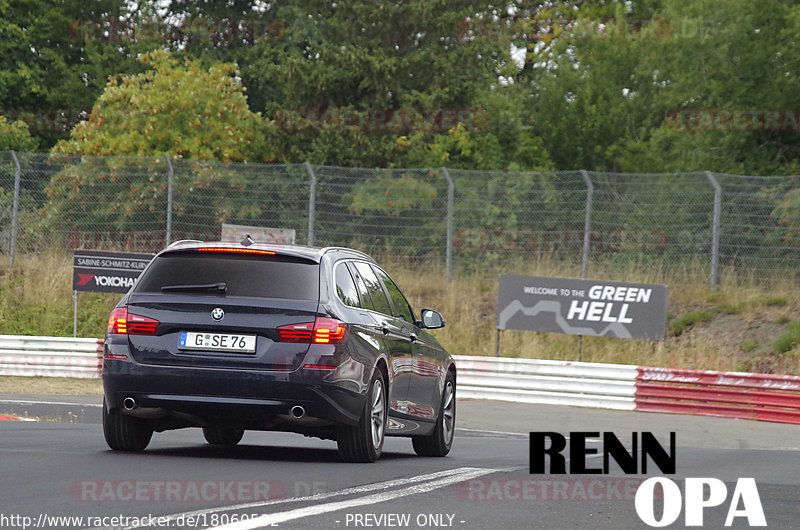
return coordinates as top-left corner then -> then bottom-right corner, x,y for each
334,262 -> 361,308
353,262 -> 393,316
372,266 -> 415,323
346,262 -> 375,311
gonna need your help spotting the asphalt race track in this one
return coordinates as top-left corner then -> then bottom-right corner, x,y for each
1,395 -> 798,529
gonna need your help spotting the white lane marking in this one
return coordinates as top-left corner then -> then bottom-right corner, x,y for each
209,467 -> 502,530
457,428 -> 603,443
0,399 -> 102,407
457,428 -> 526,437
120,467 -> 518,530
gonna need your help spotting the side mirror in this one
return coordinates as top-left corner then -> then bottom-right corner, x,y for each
419,309 -> 445,329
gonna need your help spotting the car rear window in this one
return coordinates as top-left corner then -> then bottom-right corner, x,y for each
134,252 -> 320,300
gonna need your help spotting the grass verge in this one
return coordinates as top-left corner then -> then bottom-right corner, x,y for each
0,376 -> 103,394
0,252 -> 798,376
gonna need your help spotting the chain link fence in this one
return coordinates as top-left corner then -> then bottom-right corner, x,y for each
1,150 -> 799,286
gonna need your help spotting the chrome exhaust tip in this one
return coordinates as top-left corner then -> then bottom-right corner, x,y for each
290,405 -> 306,419
122,397 -> 137,411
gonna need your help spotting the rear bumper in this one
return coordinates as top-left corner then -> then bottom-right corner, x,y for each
102,357 -> 367,428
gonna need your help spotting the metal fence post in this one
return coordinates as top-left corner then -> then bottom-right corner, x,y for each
440,167 -> 455,284
704,171 -> 722,289
9,151 -> 21,266
579,170 -> 594,280
304,162 -> 316,246
164,155 -> 174,247
577,170 -> 594,363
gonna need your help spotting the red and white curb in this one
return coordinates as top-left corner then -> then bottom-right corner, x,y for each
635,366 -> 800,424
0,415 -> 37,421
456,355 -> 800,425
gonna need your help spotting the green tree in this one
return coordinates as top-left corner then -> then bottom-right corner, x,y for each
53,50 -> 273,162
0,115 -> 37,151
0,0 -> 155,149
395,86 -> 554,171
43,51 -> 278,241
612,0 -> 798,175
512,0 -> 800,175
249,0 -> 510,167
506,0 -> 672,172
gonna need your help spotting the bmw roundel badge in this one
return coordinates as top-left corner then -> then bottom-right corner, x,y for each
211,307 -> 224,321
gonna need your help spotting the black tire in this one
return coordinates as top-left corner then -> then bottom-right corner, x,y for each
202,426 -> 245,446
412,371 -> 455,457
337,369 -> 388,463
102,398 -> 153,452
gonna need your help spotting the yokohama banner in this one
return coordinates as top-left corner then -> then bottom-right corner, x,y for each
497,275 -> 668,340
73,250 -> 154,293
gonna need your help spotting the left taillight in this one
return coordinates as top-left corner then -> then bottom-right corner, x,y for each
107,307 -> 159,335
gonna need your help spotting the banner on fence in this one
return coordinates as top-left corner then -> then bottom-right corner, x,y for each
497,275 -> 668,340
73,250 -> 154,293
221,223 -> 296,245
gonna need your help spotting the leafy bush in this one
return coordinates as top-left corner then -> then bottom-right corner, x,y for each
774,322 -> 800,354
670,310 -> 714,336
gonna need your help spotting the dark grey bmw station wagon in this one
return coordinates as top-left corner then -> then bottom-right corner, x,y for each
102,241 -> 455,462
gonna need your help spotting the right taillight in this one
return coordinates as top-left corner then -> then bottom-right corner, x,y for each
277,317 -> 347,344
107,307 -> 159,335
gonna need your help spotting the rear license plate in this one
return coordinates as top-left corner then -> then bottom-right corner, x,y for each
178,332 -> 256,353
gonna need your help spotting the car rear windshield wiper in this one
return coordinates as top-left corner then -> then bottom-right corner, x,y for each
161,282 -> 227,293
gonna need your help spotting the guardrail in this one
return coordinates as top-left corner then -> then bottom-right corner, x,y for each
454,355 -> 638,411
0,335 -> 103,378
0,336 -> 798,425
